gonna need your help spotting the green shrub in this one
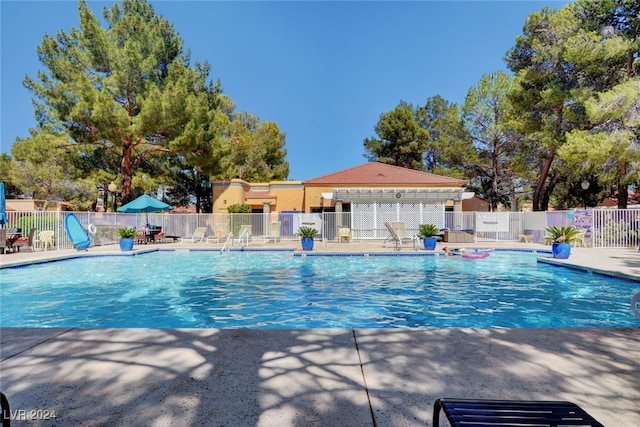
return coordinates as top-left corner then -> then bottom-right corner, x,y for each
117,227 -> 137,238
418,224 -> 439,238
227,204 -> 251,213
297,226 -> 318,238
545,226 -> 581,243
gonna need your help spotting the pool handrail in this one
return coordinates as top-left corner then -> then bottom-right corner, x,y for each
220,233 -> 233,253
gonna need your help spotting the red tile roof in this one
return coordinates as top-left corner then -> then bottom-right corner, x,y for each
304,162 -> 465,187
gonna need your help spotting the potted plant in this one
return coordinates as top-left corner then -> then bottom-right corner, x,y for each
118,227 -> 137,251
418,224 -> 439,250
545,226 -> 581,259
297,226 -> 318,251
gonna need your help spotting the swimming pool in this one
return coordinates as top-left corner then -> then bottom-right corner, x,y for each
1,251 -> 638,328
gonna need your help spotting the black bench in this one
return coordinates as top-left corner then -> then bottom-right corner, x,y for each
433,398 -> 604,426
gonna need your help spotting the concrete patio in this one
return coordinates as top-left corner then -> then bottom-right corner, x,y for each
1,243 -> 639,426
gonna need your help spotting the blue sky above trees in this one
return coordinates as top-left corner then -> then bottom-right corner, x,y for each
1,0 -> 569,180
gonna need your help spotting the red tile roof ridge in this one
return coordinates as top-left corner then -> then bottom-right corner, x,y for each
304,162 -> 465,186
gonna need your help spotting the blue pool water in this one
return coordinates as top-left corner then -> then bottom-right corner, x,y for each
1,251 -> 638,328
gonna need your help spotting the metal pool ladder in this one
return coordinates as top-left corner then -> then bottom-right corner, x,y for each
220,233 -> 233,253
237,227 -> 250,248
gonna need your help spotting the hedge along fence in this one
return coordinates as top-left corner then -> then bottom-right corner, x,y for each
12,212 -> 61,236
227,204 -> 252,237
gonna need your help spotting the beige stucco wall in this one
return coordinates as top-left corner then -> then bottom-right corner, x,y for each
212,179 -> 304,213
303,186 -> 336,212
212,180 -> 248,213
462,197 -> 490,212
6,200 -> 69,211
212,179 -> 475,214
266,182 -> 305,212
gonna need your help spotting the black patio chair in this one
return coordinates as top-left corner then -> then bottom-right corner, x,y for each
1,392 -> 10,427
433,398 -> 604,427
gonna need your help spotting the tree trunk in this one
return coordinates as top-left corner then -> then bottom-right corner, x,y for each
491,137 -> 499,211
102,186 -> 109,212
533,148 -> 555,211
121,140 -> 134,204
618,163 -> 629,209
540,171 -> 561,211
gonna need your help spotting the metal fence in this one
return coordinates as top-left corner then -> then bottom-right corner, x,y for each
2,207 -> 638,250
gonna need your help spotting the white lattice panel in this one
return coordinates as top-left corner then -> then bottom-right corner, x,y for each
422,203 -> 446,229
352,202 -> 377,239
352,202 -> 445,238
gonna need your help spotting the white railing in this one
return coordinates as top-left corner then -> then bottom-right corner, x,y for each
3,207 -> 639,251
220,233 -> 233,253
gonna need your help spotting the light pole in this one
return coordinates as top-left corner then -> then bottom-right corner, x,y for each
581,180 -> 590,208
108,181 -> 118,212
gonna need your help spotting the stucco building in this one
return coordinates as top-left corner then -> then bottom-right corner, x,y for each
212,162 -> 481,238
213,162 -> 477,214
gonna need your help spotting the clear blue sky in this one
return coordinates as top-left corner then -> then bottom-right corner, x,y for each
1,0 -> 569,181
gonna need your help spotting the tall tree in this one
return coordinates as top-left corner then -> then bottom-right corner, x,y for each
225,112 -> 289,182
463,72 -> 521,211
23,0 -> 220,204
363,101 -> 429,169
10,131 -> 96,208
505,5 -> 589,211
0,154 -> 18,198
561,79 -> 640,208
561,0 -> 640,207
574,0 -> 640,80
416,95 -> 473,178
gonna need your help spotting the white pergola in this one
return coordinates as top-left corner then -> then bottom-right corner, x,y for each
332,188 -> 474,204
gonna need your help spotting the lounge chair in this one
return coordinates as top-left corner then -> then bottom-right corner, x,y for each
383,221 -> 417,250
180,227 -> 207,243
207,224 -> 231,243
572,229 -> 587,247
235,224 -> 252,246
37,230 -> 55,251
383,222 -> 402,250
135,230 -> 147,244
0,229 -> 6,255
433,398 -> 604,427
26,227 -> 37,251
518,233 -> 533,243
12,229 -> 33,252
263,221 -> 281,243
338,226 -> 351,243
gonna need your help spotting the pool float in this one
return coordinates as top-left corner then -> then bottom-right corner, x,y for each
450,248 -> 492,256
64,213 -> 92,250
461,252 -> 490,259
87,223 -> 97,235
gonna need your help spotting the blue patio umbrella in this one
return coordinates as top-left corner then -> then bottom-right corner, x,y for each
117,194 -> 172,224
0,182 -> 7,225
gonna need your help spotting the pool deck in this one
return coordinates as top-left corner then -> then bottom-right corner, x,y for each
1,241 -> 639,426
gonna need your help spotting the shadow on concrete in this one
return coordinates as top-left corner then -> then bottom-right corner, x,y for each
356,328 -> 640,426
2,327 -> 639,426
1,328 -> 372,426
